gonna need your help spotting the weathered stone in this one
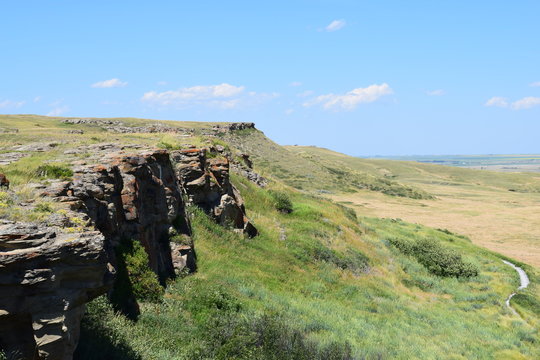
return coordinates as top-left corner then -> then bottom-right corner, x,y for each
0,152 -> 29,166
0,223 -> 114,360
12,142 -> 59,152
68,150 -> 194,285
171,148 -> 257,237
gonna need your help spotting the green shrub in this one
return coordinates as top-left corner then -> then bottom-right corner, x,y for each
389,237 -> 478,278
35,164 -> 73,179
110,239 -> 164,317
269,190 -> 293,213
157,140 -> 180,150
34,202 -> 53,213
301,241 -> 369,275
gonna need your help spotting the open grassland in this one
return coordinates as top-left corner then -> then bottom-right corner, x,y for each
285,146 -> 540,268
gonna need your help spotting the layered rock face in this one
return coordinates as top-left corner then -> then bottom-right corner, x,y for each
0,147 -> 257,359
172,149 -> 258,237
0,150 -> 194,359
68,150 -> 194,281
0,222 -> 114,360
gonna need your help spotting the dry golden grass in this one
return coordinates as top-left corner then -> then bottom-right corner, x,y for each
330,183 -> 540,267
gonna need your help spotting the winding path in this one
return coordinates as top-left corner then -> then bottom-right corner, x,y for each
502,260 -> 530,315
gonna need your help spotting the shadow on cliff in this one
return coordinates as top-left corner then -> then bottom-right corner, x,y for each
74,298 -> 142,360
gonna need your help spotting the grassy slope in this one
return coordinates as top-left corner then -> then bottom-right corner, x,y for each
77,174 -> 540,359
1,115 -> 539,359
281,146 -> 540,268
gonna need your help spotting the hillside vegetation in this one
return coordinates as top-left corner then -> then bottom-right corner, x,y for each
1,115 -> 539,359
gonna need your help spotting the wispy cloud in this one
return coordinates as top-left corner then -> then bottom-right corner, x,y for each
141,83 -> 277,109
33,96 -> 41,103
290,81 -> 302,87
304,83 -> 393,110
0,99 -> 25,109
47,105 -> 69,116
91,78 -> 128,88
426,89 -> 445,96
485,96 -> 540,110
325,19 -> 346,32
511,96 -> 540,110
529,81 -> 540,87
485,96 -> 508,108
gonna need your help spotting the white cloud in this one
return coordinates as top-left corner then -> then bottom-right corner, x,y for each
511,96 -> 540,110
485,97 -> 509,108
529,81 -> 540,87
91,78 -> 128,88
33,96 -> 41,103
140,83 -> 277,109
485,96 -> 540,110
290,81 -> 302,87
47,106 -> 69,116
304,83 -> 393,110
0,99 -> 25,108
157,81 -> 168,86
427,89 -> 445,96
325,19 -> 346,32
285,109 -> 294,115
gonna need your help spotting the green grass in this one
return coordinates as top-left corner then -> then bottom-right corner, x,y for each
75,175 -> 539,359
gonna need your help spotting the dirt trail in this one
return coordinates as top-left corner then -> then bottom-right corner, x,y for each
502,260 -> 530,315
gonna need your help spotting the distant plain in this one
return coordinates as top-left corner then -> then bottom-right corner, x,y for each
371,154 -> 540,173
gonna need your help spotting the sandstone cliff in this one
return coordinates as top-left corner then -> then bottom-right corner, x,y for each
0,146 -> 258,359
172,148 -> 258,237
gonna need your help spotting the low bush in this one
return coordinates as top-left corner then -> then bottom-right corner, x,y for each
389,237 -> 478,278
110,239 -> 164,317
269,190 -> 293,213
35,164 -> 73,179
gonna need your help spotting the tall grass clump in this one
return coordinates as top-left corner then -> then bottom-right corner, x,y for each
35,164 -> 73,179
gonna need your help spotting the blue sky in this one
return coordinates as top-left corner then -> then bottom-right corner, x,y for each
1,1 -> 539,156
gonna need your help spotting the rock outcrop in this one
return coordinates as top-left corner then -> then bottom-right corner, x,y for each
0,145 -> 258,358
61,118 -> 193,135
212,122 -> 255,132
0,222 -> 114,360
172,149 -> 258,237
68,150 -> 193,280
0,150 -> 195,359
